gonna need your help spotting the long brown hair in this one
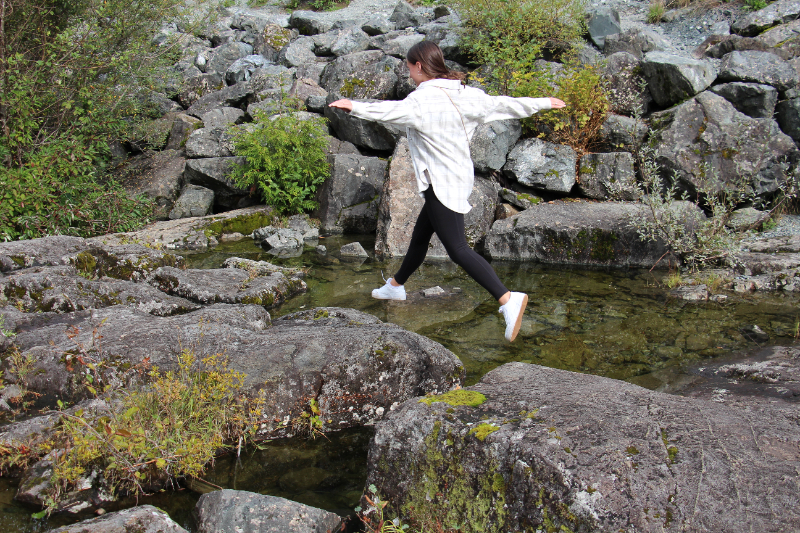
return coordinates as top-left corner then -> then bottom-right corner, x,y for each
406,41 -> 465,82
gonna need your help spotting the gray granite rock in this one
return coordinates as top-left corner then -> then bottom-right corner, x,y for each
225,54 -> 270,85
177,73 -> 226,108
362,16 -> 395,36
486,200 -> 704,266
340,241 -> 369,257
603,28 -> 670,59
642,51 -> 718,107
314,153 -> 388,234
48,505 -> 187,533
331,26 -> 371,56
320,50 -> 401,100
325,96 -> 404,151
389,1 -> 430,29
278,35 -> 319,68
731,0 -> 800,36
709,82 -> 778,118
598,113 -> 649,151
364,360 -> 800,532
577,152 -> 639,200
115,150 -> 186,220
166,113 -> 203,151
207,42 -> 254,76
186,82 -> 254,118
169,184 -> 215,220
586,7 -> 621,49
604,52 -> 652,116
776,96 -> 800,143
11,305 -> 463,433
470,119 -> 522,173
194,490 -> 341,533
717,50 -> 798,92
185,127 -> 235,158
503,139 -> 577,193
649,91 -> 799,198
184,157 -> 250,210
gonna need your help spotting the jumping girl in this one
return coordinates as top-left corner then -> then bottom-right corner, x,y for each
329,41 -> 565,342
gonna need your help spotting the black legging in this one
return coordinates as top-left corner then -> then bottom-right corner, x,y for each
394,187 -> 508,300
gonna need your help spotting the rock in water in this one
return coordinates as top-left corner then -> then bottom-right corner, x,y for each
365,361 -> 800,532
47,505 -> 187,532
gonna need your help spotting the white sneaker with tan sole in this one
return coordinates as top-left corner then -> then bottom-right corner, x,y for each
499,292 -> 528,342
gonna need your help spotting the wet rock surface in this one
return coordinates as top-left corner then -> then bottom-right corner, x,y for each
485,200 -> 702,267
5,305 -> 463,435
194,489 -> 342,533
47,505 -> 188,532
365,361 -> 800,532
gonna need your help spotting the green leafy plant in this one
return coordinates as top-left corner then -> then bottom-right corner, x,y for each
454,0 -> 587,95
0,0 -> 221,241
231,109 -> 330,215
515,62 -> 610,157
47,349 -> 264,509
743,0 -> 768,10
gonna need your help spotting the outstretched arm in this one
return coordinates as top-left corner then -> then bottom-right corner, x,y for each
328,97 -> 423,129
478,94 -> 566,123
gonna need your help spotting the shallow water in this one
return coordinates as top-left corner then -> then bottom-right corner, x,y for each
3,235 -> 797,531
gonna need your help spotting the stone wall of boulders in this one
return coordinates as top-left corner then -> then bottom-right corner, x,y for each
114,0 -> 800,284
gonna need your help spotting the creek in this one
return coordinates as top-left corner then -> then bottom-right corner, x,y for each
2,234 -> 798,531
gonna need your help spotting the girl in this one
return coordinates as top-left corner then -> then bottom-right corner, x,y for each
329,41 -> 565,342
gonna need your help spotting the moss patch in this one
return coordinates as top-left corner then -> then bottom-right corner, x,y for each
204,211 -> 274,239
418,390 -> 486,407
469,423 -> 500,441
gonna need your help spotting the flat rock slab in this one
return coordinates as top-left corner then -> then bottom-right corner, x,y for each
1,266 -> 200,316
146,266 -> 307,308
485,200 -> 702,267
674,345 -> 800,405
7,305 -> 463,436
48,505 -> 187,533
365,361 -> 800,532
0,236 -> 184,282
194,489 -> 342,533
92,207 -> 275,251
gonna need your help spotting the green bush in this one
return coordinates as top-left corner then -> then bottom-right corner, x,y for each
231,109 -> 331,215
454,0 -> 587,95
0,0 -> 219,240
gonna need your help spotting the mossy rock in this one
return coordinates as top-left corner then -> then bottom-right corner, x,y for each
419,389 -> 486,407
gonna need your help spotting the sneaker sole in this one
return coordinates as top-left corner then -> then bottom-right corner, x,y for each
507,294 -> 528,342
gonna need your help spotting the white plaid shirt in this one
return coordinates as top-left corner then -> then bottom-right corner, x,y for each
349,79 -> 552,213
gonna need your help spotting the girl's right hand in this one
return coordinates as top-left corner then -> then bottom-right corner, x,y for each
329,99 -> 353,112
549,98 -> 566,109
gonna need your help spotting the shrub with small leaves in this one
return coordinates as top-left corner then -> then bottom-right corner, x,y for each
231,109 -> 330,215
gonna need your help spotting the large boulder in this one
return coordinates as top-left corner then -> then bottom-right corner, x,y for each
485,200 -> 703,267
389,1 -> 430,29
290,10 -> 336,35
0,265 -> 200,316
325,96 -> 404,151
597,113 -> 649,151
320,50 -> 401,100
708,82 -> 778,118
331,27 -> 371,56
168,184 -> 215,220
502,139 -> 577,194
0,236 -> 183,279
87,206 -> 275,251
7,305 -> 464,436
145,264 -> 306,308
183,157 -> 251,210
776,95 -> 800,143
207,42 -> 254,76
225,54 -> 270,85
604,52 -> 653,116
186,81 -> 254,118
716,50 -> 798,92
577,152 -> 639,200
470,119 -> 522,173
177,73 -> 226,108
730,0 -> 800,36
184,127 -> 236,158
603,28 -> 670,59
278,36 -> 318,68
586,7 -> 621,49
313,153 -> 388,234
364,361 -> 800,532
370,31 -> 426,59
48,505 -> 188,533
641,52 -> 718,107
649,91 -> 799,197
374,139 -> 499,259
114,150 -> 186,220
194,490 -> 342,533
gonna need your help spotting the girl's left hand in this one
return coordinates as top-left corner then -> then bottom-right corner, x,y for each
549,98 -> 566,109
329,99 -> 353,112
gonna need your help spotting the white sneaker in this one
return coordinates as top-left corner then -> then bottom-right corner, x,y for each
499,292 -> 528,342
372,277 -> 406,300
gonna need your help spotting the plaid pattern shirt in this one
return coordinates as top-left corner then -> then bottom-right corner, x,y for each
349,78 -> 552,213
